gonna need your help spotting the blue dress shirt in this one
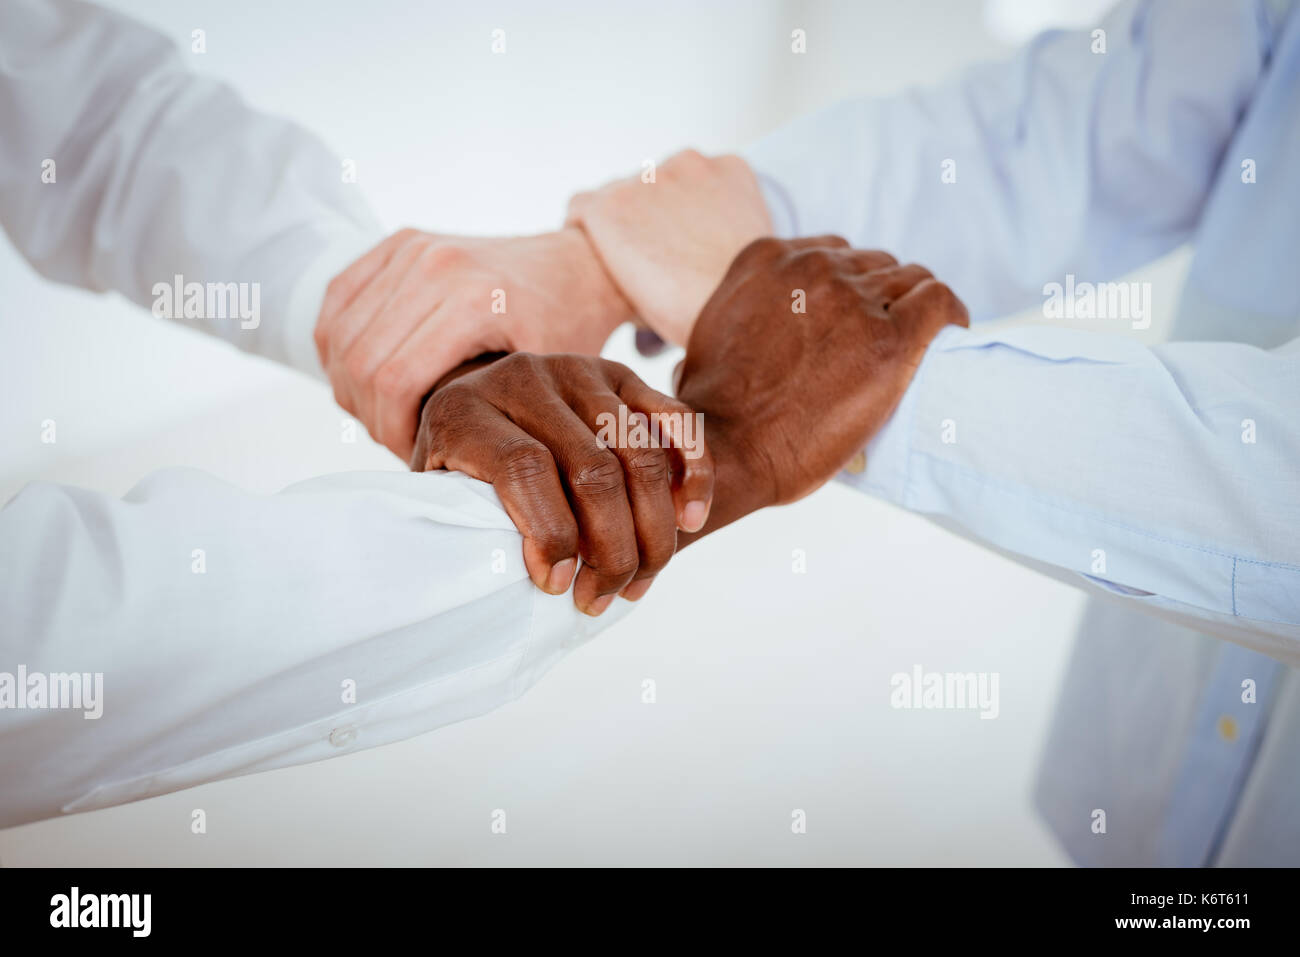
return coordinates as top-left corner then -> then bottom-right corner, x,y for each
744,0 -> 1300,865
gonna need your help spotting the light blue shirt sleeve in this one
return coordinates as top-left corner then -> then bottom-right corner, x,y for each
742,0 -> 1300,662
743,0 -> 1277,321
857,326 -> 1300,662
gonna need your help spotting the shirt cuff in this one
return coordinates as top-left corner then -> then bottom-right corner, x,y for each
282,228 -> 387,381
846,323 -> 968,504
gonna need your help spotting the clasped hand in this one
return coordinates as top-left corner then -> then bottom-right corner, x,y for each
317,153 -> 967,614
409,236 -> 967,614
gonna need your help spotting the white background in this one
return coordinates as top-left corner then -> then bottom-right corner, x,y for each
1,0 -> 1184,865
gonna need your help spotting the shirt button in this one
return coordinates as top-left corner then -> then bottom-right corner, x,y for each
329,725 -> 358,748
845,450 -> 867,475
1217,715 -> 1239,742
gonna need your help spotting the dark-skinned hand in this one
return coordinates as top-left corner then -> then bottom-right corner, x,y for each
410,353 -> 714,615
410,236 -> 968,612
674,236 -> 970,540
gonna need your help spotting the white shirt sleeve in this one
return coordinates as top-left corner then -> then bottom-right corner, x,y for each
0,1 -> 623,828
0,467 -> 627,828
0,0 -> 384,378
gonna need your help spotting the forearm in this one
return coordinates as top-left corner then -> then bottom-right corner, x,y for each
847,324 -> 1300,661
742,0 -> 1275,321
0,467 -> 626,827
0,0 -> 382,375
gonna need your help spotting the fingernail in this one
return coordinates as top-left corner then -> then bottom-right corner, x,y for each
585,593 -> 615,617
681,500 -> 709,533
546,558 -> 577,594
620,578 -> 654,601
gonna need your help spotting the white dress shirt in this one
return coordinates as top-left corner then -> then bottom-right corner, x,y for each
745,0 -> 1300,864
0,0 -> 626,829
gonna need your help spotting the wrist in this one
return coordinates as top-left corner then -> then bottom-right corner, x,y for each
679,416 -> 776,547
298,229 -> 388,379
567,153 -> 773,347
557,226 -> 635,339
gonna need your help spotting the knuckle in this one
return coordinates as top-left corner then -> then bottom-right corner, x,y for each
600,359 -> 633,383
532,515 -> 579,558
922,280 -> 967,320
608,557 -> 640,583
342,349 -> 374,388
638,544 -> 674,578
373,358 -> 414,399
599,178 -> 637,206
913,278 -> 950,303
495,351 -> 542,386
737,236 -> 783,264
422,243 -> 469,274
624,448 -> 670,485
420,382 -> 463,421
570,453 -> 625,496
592,547 -> 639,583
795,248 -> 839,279
548,353 -> 582,376
667,147 -> 707,171
500,438 -> 554,482
858,249 -> 897,270
513,354 -> 557,393
921,280 -> 949,303
566,190 -> 593,217
638,524 -> 678,571
418,386 -> 471,443
817,275 -> 863,311
332,386 -> 356,416
497,351 -> 537,373
714,152 -> 747,173
494,351 -> 525,369
501,436 -> 551,471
